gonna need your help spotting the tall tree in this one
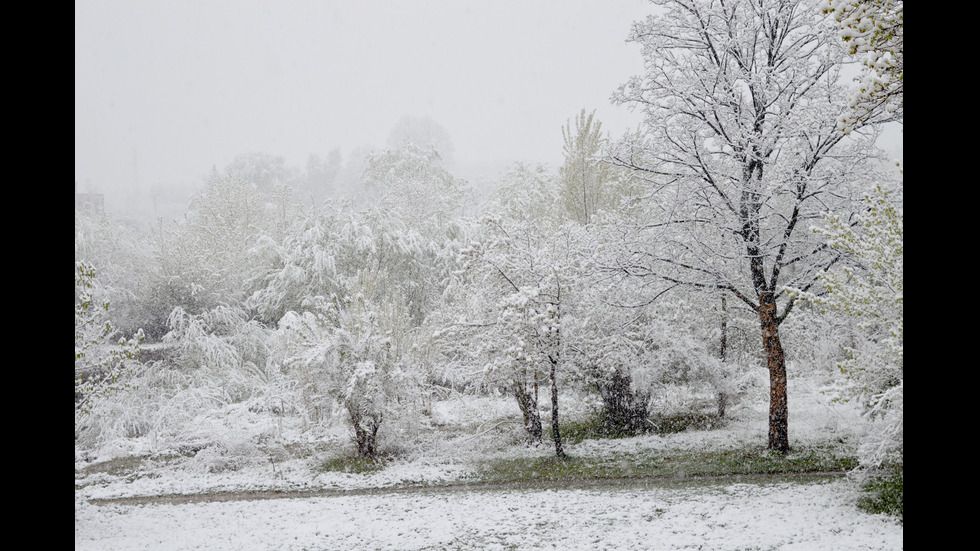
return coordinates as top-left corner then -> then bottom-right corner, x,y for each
609,0 -> 892,452
460,217 -> 578,458
559,109 -> 620,225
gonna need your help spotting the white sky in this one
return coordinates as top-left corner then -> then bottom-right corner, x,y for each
75,0 -> 653,193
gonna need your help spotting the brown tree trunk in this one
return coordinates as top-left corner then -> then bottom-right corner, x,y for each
759,297 -> 789,454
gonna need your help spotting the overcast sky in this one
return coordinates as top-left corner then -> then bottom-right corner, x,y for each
75,0 -> 654,194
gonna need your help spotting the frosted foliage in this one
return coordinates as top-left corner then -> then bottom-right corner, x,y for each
271,274 -> 420,456
458,217 -> 576,382
363,143 -> 472,228
790,183 -> 902,469
78,301 -> 272,449
821,0 -> 903,129
163,306 -> 269,401
248,205 -> 453,326
75,262 -> 143,429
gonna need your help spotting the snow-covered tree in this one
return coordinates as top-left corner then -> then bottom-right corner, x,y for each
559,109 -> 626,225
273,273 -> 417,457
74,209 -> 157,337
483,162 -> 564,225
225,151 -> 292,190
460,217 -> 580,457
362,143 -> 473,229
386,115 -> 456,167
247,204 -> 453,327
147,169 -> 299,331
609,0 -> 893,452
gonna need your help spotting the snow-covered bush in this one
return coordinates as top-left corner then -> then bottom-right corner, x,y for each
185,430 -> 263,474
271,273 -> 420,457
164,305 -> 270,404
143,170 -> 300,334
248,204 -> 454,327
76,303 -> 273,453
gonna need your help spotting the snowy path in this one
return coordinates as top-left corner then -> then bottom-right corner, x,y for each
75,477 -> 902,550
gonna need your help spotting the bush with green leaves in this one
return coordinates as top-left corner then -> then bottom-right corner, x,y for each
75,261 -> 143,430
791,183 -> 903,473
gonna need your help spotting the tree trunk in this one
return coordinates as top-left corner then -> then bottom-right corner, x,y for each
741,175 -> 789,453
549,357 -> 565,458
759,297 -> 789,454
717,294 -> 728,418
348,405 -> 382,458
514,380 -> 543,445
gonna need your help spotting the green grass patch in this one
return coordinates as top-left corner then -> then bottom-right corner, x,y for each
318,454 -> 389,474
560,414 -> 635,444
478,444 -> 857,485
650,411 -> 723,435
561,410 -> 725,445
857,467 -> 903,520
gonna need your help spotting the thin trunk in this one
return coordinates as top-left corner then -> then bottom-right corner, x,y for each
717,294 -> 728,418
550,357 -> 565,458
549,285 -> 566,459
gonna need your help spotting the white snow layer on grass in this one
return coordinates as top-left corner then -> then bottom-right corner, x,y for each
75,479 -> 902,550
76,375 -> 903,549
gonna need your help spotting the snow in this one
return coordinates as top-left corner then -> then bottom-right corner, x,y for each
76,376 -> 903,550
76,479 -> 901,550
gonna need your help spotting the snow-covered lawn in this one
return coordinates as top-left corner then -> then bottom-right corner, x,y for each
75,376 -> 903,549
76,478 -> 901,550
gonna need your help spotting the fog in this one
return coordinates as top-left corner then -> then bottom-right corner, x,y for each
75,0 -> 651,204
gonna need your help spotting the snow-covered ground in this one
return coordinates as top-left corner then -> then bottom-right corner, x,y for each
76,478 -> 901,550
75,375 -> 903,549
